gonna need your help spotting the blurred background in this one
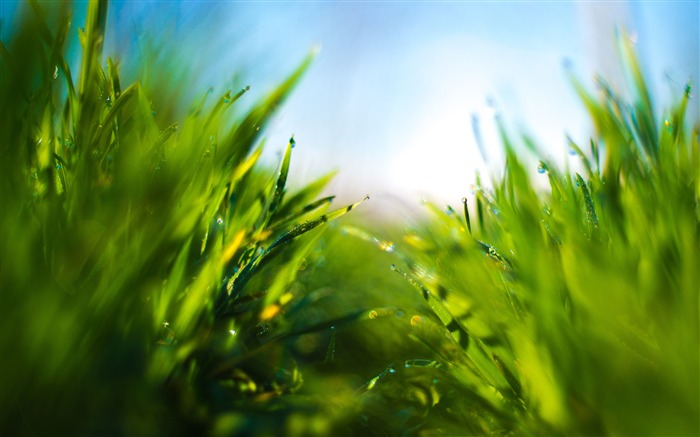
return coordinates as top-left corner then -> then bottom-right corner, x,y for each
2,0 -> 698,209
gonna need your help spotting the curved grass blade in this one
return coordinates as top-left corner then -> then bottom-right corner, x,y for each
272,170 -> 337,223
216,196 -> 368,316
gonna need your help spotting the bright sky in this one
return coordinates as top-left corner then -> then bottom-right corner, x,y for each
3,1 -> 698,209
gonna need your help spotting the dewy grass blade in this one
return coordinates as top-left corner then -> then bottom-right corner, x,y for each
216,196 -> 368,315
266,195 -> 369,253
268,137 -> 294,216
391,264 -> 470,350
576,173 -> 600,236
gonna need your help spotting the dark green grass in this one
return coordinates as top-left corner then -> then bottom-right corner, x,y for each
1,2 -> 698,436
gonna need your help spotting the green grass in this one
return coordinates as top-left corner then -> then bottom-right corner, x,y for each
2,2 -> 698,436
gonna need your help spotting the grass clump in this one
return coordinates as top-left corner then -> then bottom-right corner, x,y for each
345,36 -> 698,436
1,2 -> 365,435
2,2 -> 698,436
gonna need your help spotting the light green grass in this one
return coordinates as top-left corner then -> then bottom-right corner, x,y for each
1,2 -> 698,436
338,34 -> 699,435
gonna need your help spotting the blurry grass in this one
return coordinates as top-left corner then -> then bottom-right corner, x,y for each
337,34 -> 698,436
1,2 -> 364,435
2,2 -> 699,436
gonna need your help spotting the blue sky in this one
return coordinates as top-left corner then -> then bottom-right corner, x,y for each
3,1 -> 698,208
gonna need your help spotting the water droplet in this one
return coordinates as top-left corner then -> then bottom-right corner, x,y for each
395,310 -> 405,318
229,329 -> 237,336
388,364 -> 397,374
432,378 -> 439,384
405,361 -> 413,368
410,315 -> 424,326
216,217 -> 224,225
52,66 -> 58,79
162,321 -> 169,328
255,323 -> 270,336
244,85 -> 251,91
537,161 -> 549,174
368,310 -> 378,319
568,147 -> 577,156
289,136 -> 296,148
462,197 -> 468,204
390,264 -> 397,271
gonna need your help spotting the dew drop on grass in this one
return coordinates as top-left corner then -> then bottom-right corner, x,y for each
52,66 -> 58,79
664,119 -> 673,133
368,310 -> 378,319
537,161 -> 549,174
229,330 -> 237,336
410,315 -> 424,326
568,147 -> 577,156
216,217 -> 224,226
388,364 -> 397,374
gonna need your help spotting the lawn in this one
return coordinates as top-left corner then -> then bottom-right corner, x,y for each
1,2 -> 698,436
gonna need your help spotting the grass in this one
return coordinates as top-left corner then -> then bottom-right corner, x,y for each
1,2 -> 698,436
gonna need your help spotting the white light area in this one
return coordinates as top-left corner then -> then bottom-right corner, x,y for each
377,32 -> 591,205
385,105 -> 493,203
